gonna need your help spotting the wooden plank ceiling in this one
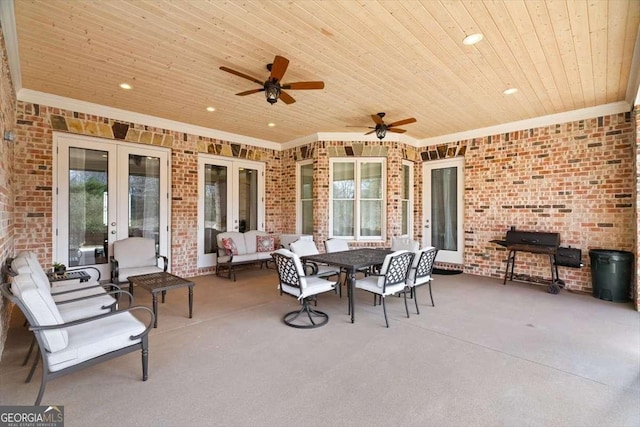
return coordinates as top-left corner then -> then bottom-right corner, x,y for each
10,0 -> 640,144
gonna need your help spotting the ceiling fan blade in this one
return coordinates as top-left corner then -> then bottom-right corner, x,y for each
281,81 -> 325,90
364,130 -> 376,135
388,128 -> 407,133
219,66 -> 263,85
279,90 -> 296,104
371,114 -> 384,125
235,88 -> 264,96
269,55 -> 289,82
388,117 -> 417,127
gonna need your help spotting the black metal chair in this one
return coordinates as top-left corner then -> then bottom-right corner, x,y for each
406,247 -> 438,313
271,249 -> 339,329
354,250 -> 415,327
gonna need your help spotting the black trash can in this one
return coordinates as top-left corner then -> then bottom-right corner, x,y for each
589,249 -> 634,302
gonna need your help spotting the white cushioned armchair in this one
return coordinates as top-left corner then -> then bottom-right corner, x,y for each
110,237 -> 168,286
1,274 -> 154,405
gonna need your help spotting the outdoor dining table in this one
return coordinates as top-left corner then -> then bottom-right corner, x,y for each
301,247 -> 392,323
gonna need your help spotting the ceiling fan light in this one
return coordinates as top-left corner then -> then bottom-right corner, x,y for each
265,84 -> 280,104
375,126 -> 387,140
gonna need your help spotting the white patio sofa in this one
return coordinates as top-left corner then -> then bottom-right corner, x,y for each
215,230 -> 275,281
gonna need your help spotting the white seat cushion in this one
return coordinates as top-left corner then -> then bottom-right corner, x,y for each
57,294 -> 116,321
47,311 -> 146,372
118,266 -> 164,283
355,276 -> 406,296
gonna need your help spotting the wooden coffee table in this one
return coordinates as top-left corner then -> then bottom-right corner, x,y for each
127,272 -> 194,328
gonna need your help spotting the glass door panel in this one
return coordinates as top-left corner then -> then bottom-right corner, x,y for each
68,148 -> 110,266
236,166 -> 258,232
127,154 -> 161,249
203,163 -> 229,255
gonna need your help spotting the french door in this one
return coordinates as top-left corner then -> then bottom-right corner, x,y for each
54,133 -> 170,278
422,157 -> 464,264
197,155 -> 265,267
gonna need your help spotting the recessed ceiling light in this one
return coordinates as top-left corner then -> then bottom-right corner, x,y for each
119,83 -> 132,90
503,87 -> 518,95
267,122 -> 276,127
206,106 -> 215,112
463,33 -> 484,45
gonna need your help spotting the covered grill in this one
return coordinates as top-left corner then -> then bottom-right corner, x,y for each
492,229 -> 582,294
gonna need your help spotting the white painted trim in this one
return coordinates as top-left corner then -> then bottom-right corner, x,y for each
15,90 -> 631,152
0,0 -> 22,92
281,132 -> 420,150
296,159 -> 314,234
17,89 -> 282,151
419,101 -> 631,147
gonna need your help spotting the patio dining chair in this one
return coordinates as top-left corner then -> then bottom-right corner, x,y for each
290,239 -> 343,297
324,238 -> 350,253
406,247 -> 438,313
271,249 -> 339,329
391,236 -> 420,252
354,250 -> 414,327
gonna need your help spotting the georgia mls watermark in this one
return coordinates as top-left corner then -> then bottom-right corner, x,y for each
0,406 -> 64,427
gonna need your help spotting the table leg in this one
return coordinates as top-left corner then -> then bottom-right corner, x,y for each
348,269 -> 356,323
129,281 -> 134,296
152,292 -> 159,328
188,285 -> 193,318
162,290 -> 166,303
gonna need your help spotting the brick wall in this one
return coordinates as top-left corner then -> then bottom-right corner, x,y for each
278,115 -> 637,303
440,114 -> 635,295
13,103 -> 281,279
0,23 -> 16,361
635,110 -> 640,310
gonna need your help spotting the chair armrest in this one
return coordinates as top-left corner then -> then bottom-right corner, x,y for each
306,270 -> 340,279
29,305 -> 155,340
302,261 -> 319,275
66,266 -> 101,282
157,255 -> 168,272
110,256 -> 119,283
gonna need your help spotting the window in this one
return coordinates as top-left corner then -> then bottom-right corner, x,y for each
330,158 -> 385,240
401,160 -> 413,237
297,161 -> 314,234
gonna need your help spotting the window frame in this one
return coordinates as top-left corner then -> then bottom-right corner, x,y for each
401,160 -> 414,238
296,160 -> 314,234
329,157 -> 386,241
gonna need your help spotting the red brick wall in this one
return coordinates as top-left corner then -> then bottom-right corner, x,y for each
635,110 -> 640,310
459,114 -> 635,294
12,103 -> 281,278
0,23 -> 16,361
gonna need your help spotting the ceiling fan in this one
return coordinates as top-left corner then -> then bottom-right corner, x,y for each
219,55 -> 324,105
349,113 -> 417,140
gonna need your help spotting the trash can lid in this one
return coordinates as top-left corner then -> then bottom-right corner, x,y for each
588,249 -> 634,261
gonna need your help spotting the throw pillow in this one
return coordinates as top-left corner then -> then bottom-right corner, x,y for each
256,235 -> 275,252
221,237 -> 238,256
